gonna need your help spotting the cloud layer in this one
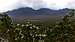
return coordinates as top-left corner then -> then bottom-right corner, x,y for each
0,0 -> 75,12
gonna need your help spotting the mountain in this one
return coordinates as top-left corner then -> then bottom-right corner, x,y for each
7,7 -> 71,23
36,8 -> 70,15
7,7 -> 70,16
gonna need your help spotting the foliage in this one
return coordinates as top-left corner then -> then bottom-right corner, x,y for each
0,9 -> 75,42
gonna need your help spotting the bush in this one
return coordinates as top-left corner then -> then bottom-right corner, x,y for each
0,9 -> 75,42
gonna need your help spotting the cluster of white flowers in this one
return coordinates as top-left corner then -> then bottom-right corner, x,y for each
15,29 -> 25,40
19,31 -> 24,39
36,34 -> 47,37
13,21 -> 44,41
15,28 -> 21,30
0,37 -> 8,42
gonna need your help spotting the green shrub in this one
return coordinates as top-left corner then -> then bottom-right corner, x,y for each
0,9 -> 75,42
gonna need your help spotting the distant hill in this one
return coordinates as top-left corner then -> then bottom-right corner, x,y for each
7,7 -> 73,23
7,7 -> 70,16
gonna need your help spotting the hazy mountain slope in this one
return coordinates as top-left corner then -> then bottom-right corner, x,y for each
7,7 -> 71,24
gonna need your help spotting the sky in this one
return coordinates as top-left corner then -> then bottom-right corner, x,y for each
0,0 -> 75,12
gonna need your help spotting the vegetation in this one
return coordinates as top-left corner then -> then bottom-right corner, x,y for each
0,9 -> 75,42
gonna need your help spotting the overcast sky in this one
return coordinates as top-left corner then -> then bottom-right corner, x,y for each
0,0 -> 75,12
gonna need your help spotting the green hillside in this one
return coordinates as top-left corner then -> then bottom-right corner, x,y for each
0,9 -> 75,42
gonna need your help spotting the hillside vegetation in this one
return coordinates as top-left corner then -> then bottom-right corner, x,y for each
0,9 -> 75,42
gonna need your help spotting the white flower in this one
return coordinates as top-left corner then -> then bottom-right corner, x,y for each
30,33 -> 33,36
25,24 -> 29,26
32,35 -> 34,37
19,31 -> 22,35
30,27 -> 33,29
21,24 -> 25,27
35,32 -> 37,33
21,35 -> 24,39
15,38 -> 17,40
29,24 -> 33,26
64,33 -> 68,35
36,34 -> 38,36
33,25 -> 36,28
39,34 -> 42,36
27,21 -> 30,24
42,34 -> 47,37
14,31 -> 15,32
68,24 -> 71,26
50,29 -> 53,32
38,40 -> 44,42
6,29 -> 10,33
15,28 -> 21,30
56,22 -> 59,24
7,29 -> 10,32
17,24 -> 20,26
55,25 -> 59,27
36,27 -> 39,29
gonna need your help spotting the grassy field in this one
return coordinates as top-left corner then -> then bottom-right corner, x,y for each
12,15 -> 63,25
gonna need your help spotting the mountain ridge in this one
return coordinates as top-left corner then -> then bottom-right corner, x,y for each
6,7 -> 74,23
7,7 -> 71,16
